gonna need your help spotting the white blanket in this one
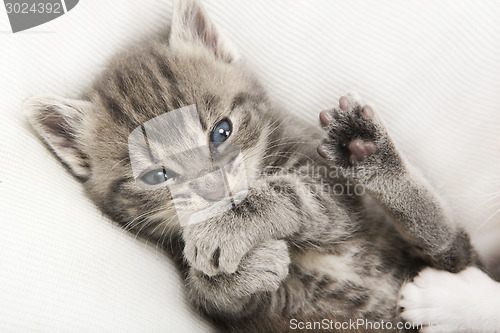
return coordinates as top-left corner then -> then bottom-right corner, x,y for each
1,0 -> 499,331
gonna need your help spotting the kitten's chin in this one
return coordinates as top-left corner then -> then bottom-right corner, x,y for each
177,195 -> 243,228
138,208 -> 181,240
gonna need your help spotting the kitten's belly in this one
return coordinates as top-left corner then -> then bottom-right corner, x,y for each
284,248 -> 402,320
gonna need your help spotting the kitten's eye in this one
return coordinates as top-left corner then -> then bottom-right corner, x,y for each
140,168 -> 175,185
211,119 -> 232,146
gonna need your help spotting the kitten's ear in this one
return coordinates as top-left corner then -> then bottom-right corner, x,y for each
170,0 -> 239,62
25,96 -> 92,179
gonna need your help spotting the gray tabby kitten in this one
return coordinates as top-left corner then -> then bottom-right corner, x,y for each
27,0 -> 480,332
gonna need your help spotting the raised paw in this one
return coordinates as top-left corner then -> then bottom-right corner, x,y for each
317,95 -> 390,169
182,217 -> 260,276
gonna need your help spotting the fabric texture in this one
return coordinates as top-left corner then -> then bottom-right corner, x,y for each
1,1 -> 499,331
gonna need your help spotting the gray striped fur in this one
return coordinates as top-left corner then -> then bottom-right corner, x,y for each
26,0 -> 480,332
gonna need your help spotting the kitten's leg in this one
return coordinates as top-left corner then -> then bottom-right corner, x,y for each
187,239 -> 290,318
182,173 -> 348,276
318,95 -> 477,272
399,267 -> 500,333
182,168 -> 353,321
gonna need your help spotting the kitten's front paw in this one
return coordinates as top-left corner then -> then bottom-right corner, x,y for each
183,221 -> 258,276
187,240 -> 290,311
317,95 -> 397,172
230,239 -> 290,294
398,267 -> 500,333
243,239 -> 291,292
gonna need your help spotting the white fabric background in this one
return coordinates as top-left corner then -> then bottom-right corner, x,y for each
1,0 -> 499,332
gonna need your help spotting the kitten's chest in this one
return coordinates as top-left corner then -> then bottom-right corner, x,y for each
286,246 -> 402,318
291,244 -> 401,288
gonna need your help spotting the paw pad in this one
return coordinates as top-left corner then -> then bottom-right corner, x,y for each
348,139 -> 377,166
318,95 -> 379,167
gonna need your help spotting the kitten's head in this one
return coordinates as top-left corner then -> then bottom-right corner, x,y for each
27,0 -> 279,237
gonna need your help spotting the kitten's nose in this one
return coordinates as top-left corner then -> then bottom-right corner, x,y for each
199,182 -> 228,202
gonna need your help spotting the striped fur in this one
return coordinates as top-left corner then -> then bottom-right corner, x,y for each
26,0 -> 480,332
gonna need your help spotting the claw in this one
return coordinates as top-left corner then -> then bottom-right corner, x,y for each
339,96 -> 350,111
319,110 -> 331,126
317,144 -> 328,158
362,105 -> 374,119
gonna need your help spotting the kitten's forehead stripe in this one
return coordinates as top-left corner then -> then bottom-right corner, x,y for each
93,44 -> 200,132
151,49 -> 178,85
115,71 -> 128,99
151,48 -> 183,110
238,111 -> 252,131
137,62 -> 166,108
230,92 -> 254,110
96,84 -> 136,130
203,94 -> 219,111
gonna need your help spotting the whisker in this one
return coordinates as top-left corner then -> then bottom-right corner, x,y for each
240,140 -> 316,164
477,207 -> 500,230
103,157 -> 130,182
123,205 -> 171,233
265,117 -> 288,138
136,206 -> 175,241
